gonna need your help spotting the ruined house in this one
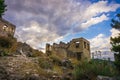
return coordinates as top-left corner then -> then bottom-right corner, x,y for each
0,18 -> 16,37
46,37 -> 91,61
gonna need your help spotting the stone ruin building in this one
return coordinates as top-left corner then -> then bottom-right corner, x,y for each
46,37 -> 91,61
0,18 -> 16,37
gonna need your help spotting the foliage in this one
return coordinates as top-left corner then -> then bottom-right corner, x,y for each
50,54 -> 62,66
0,0 -> 7,18
0,36 -> 17,56
73,60 -> 118,80
110,36 -> 120,53
38,58 -> 53,69
111,14 -> 120,30
0,36 -> 13,48
53,65 -> 63,75
31,49 -> 44,57
110,13 -> 120,73
0,50 -> 9,56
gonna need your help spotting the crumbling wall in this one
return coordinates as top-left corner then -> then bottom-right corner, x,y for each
46,37 -> 91,61
0,18 -> 16,37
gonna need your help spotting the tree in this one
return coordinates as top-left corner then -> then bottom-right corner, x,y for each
0,0 -> 7,18
111,14 -> 120,30
110,13 -> 120,72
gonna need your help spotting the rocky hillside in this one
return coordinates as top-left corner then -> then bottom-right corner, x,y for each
0,36 -> 75,80
0,36 -> 44,57
0,56 -> 48,80
0,36 -> 119,80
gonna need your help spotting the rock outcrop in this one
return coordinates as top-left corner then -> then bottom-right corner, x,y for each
15,42 -> 33,56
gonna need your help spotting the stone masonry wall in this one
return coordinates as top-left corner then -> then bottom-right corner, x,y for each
46,37 -> 91,61
0,18 -> 16,37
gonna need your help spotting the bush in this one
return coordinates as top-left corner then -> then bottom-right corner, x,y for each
38,58 -> 53,69
0,50 -> 9,56
0,36 -> 13,48
50,55 -> 62,66
73,60 -> 118,80
31,49 -> 44,57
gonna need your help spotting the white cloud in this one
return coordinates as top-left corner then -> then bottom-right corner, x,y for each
90,28 -> 120,52
89,34 -> 111,52
81,14 -> 108,29
4,0 -> 120,51
110,28 -> 120,38
15,21 -> 60,49
74,0 -> 120,32
90,27 -> 120,60
84,1 -> 120,54
84,1 -> 120,19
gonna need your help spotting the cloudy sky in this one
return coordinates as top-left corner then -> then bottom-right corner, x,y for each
3,0 -> 120,52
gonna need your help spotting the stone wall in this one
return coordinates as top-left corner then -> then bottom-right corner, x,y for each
46,37 -> 91,61
0,18 -> 16,37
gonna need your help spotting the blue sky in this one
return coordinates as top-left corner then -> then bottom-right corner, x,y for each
3,0 -> 120,52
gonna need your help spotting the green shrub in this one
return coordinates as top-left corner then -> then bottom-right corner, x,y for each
50,55 -> 62,66
38,58 -> 53,69
31,50 -> 44,57
0,36 -> 13,48
73,60 -> 118,80
0,50 -> 9,56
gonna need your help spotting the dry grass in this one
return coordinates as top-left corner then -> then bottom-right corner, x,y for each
53,65 -> 63,75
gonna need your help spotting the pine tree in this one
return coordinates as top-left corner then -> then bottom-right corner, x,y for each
0,0 -> 7,18
110,13 -> 120,72
111,14 -> 120,30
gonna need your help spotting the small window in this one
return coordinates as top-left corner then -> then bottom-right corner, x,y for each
84,42 -> 86,48
12,28 -> 15,32
75,41 -> 80,48
3,25 -> 8,31
87,44 -> 89,50
76,52 -> 82,60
